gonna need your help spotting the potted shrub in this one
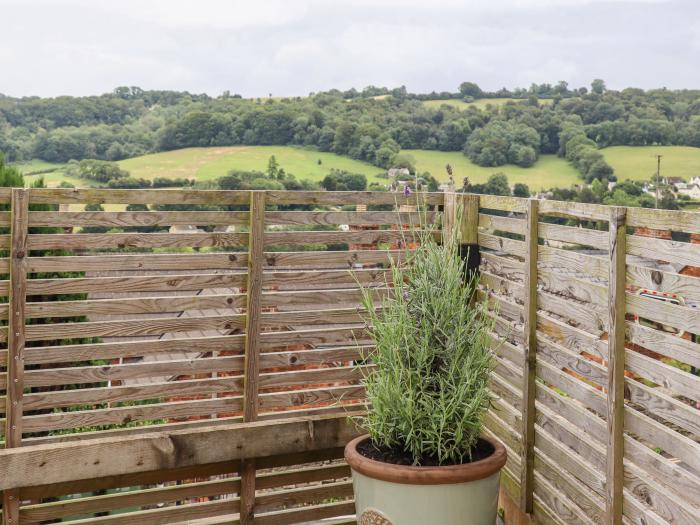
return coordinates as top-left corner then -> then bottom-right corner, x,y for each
345,227 -> 506,525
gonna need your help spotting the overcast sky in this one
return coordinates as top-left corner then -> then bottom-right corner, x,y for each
1,0 -> 698,98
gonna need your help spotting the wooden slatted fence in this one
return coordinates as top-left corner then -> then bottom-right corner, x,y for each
0,188 -> 698,525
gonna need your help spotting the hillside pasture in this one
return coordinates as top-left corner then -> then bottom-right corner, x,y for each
601,145 -> 700,182
405,150 -> 580,191
422,98 -> 554,110
119,146 -> 384,182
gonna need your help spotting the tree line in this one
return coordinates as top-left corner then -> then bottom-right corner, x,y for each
2,80 -> 700,184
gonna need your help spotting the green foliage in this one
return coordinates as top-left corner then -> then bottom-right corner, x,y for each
465,120 -> 540,168
321,170 -> 367,191
0,152 -> 23,187
66,159 -> 130,183
358,230 -> 495,465
468,173 -> 512,196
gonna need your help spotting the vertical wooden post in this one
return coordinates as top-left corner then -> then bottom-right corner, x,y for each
240,190 -> 265,525
520,198 -> 539,514
442,191 -> 457,241
606,206 -> 627,525
3,189 -> 29,525
458,194 -> 480,274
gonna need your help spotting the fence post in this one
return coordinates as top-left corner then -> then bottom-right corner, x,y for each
606,206 -> 627,525
3,188 -> 29,525
458,194 -> 480,275
443,191 -> 457,241
240,190 -> 266,525
519,198 -> 539,514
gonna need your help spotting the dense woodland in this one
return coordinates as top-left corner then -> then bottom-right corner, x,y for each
2,80 -> 700,186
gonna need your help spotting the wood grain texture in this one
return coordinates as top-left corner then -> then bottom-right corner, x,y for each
6,189 -> 29,448
606,206 -> 626,525
241,191 -> 265,524
520,198 -> 538,514
0,413 -> 362,490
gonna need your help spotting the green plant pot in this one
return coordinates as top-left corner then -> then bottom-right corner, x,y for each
345,435 -> 506,525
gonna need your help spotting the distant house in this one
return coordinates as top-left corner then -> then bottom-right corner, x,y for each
663,176 -> 685,186
387,167 -> 410,181
676,182 -> 700,199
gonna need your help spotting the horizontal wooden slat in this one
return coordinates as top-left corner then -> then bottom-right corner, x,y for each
627,234 -> 700,267
627,291 -> 700,334
539,200 -> 609,222
28,232 -> 248,250
264,268 -> 388,289
26,188 -> 251,205
478,194 -> 528,213
539,246 -> 608,280
23,334 -> 245,365
264,229 -> 433,246
265,210 -> 436,226
28,211 -> 249,227
627,263 -> 700,304
478,232 -> 526,257
265,190 -> 443,205
23,313 -> 245,341
538,222 -> 607,247
627,206 -> 700,234
626,321 -> 700,369
478,213 -> 525,235
25,293 -> 246,319
0,413 -> 363,489
263,249 -> 402,269
26,272 -> 246,295
20,477 -> 241,522
21,396 -> 244,433
27,252 -> 248,273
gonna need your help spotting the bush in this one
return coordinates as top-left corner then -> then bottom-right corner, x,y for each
358,227 -> 495,465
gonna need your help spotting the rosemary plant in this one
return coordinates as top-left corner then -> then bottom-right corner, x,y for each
358,226 -> 495,466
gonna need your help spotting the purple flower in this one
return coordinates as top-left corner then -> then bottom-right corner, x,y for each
403,185 -> 411,197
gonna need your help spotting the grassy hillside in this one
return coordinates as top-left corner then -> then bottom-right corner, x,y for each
601,146 -> 700,182
405,150 -> 580,190
422,98 -> 554,110
119,146 -> 383,182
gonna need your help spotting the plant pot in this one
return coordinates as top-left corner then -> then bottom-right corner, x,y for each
345,434 -> 507,525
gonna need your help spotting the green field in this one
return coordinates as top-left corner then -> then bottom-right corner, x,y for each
119,146 -> 383,182
405,150 -> 580,190
601,146 -> 700,182
422,98 -> 554,110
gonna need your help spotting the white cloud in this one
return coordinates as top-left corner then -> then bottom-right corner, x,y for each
0,0 -> 695,97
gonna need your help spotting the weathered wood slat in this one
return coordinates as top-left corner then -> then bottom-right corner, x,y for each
22,334 -> 245,365
538,222 -> 607,247
22,395 -> 244,433
627,234 -> 700,267
0,413 -> 362,490
478,232 -> 526,257
626,321 -> 700,369
264,229 -> 434,246
23,375 -> 244,411
23,313 -> 245,341
24,355 -> 246,388
265,190 -> 443,206
263,249 -> 402,269
26,272 -> 247,295
265,210 -> 436,226
27,252 -> 248,273
626,206 -> 700,234
26,188 -> 251,205
538,200 -> 609,222
20,477 -> 241,522
478,194 -> 528,213
263,268 -> 388,289
28,232 -> 248,250
28,211 -> 249,227
478,213 -> 525,235
627,263 -> 700,303
539,246 -> 608,280
627,291 -> 700,335
24,293 -> 247,319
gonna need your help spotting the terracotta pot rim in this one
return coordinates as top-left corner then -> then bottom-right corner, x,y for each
344,434 -> 507,486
